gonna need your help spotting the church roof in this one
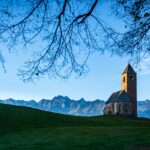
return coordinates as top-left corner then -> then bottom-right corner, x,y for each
106,90 -> 131,104
122,64 -> 136,74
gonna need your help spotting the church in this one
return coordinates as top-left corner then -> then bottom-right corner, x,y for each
103,64 -> 137,117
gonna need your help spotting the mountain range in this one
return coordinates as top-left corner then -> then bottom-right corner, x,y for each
0,95 -> 150,118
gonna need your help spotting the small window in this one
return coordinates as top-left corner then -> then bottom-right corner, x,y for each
130,76 -> 134,80
124,104 -> 128,113
119,104 -> 121,112
123,76 -> 125,82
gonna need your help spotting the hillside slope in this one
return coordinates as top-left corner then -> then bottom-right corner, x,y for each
0,103 -> 150,150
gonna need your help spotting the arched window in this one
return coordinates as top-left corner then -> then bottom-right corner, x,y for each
123,76 -> 125,82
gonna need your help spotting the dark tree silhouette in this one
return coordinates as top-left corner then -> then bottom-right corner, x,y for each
0,0 -> 149,82
114,0 -> 150,63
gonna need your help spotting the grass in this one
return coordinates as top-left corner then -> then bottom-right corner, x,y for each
0,103 -> 150,150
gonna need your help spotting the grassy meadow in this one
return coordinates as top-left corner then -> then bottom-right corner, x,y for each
0,103 -> 150,150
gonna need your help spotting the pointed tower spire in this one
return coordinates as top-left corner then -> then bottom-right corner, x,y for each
122,64 -> 136,74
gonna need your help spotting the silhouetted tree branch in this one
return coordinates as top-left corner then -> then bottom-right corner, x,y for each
114,0 -> 150,63
0,0 -> 149,82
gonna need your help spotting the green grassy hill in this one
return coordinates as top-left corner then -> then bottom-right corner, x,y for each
0,103 -> 150,150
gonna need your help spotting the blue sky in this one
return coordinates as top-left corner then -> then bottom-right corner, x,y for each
0,50 -> 150,101
0,1 -> 149,101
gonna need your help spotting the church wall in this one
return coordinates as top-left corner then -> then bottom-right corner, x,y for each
114,102 -> 118,114
103,103 -> 114,115
104,102 -> 132,116
114,102 -> 132,115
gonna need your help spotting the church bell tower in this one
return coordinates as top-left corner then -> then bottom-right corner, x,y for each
121,64 -> 137,117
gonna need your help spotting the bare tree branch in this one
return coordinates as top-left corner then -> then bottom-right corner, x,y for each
0,0 -> 149,82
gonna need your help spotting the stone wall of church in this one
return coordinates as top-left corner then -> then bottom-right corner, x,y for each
104,102 -> 132,116
103,103 -> 114,115
114,102 -> 132,115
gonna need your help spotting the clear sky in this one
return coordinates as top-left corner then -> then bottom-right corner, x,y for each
0,1 -> 149,101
